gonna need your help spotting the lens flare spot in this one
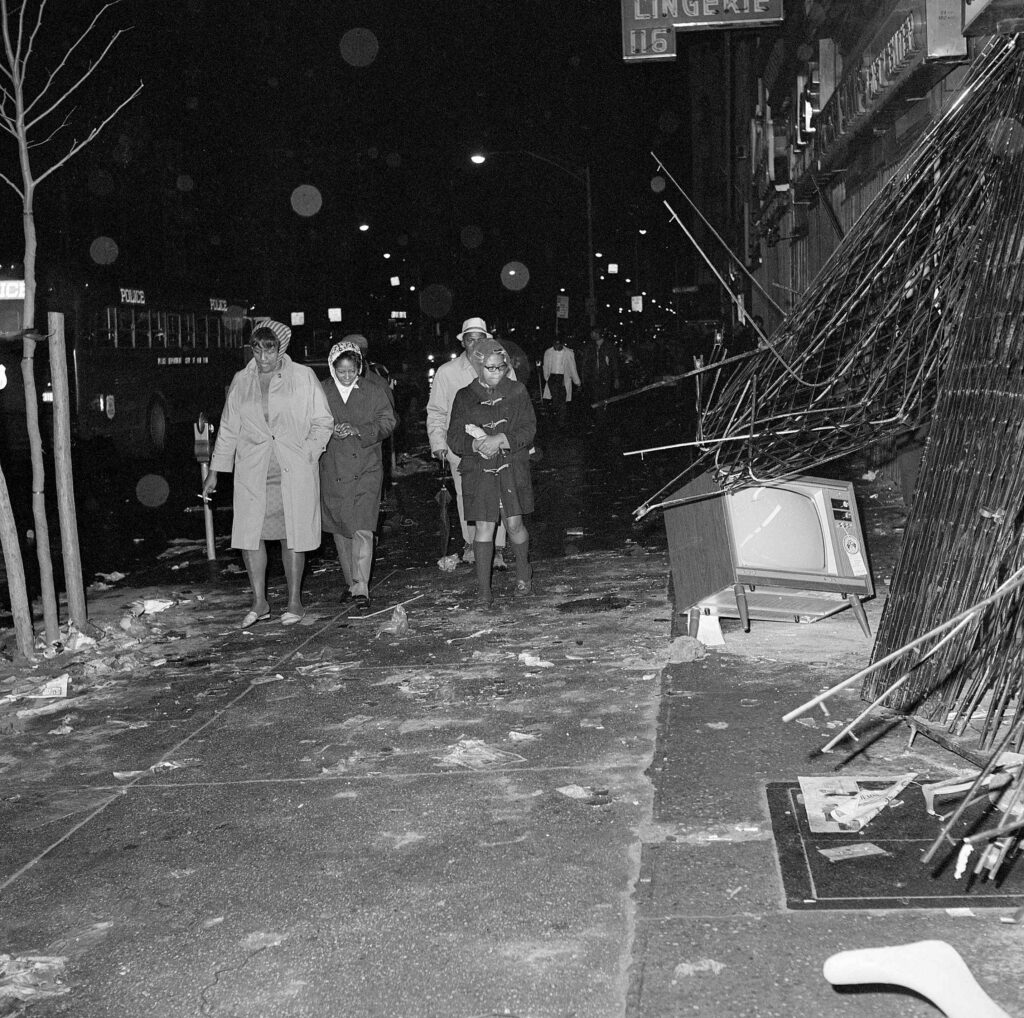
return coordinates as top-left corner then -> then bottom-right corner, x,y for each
461,225 -> 484,250
385,151 -> 402,169
501,262 -> 530,292
418,284 -> 453,320
291,184 -> 323,217
339,28 -> 379,67
176,174 -> 195,192
650,175 -> 666,194
136,474 -> 169,508
986,117 -> 1024,159
89,236 -> 119,265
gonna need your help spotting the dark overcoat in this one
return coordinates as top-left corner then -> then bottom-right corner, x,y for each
320,379 -> 397,536
447,375 -> 536,521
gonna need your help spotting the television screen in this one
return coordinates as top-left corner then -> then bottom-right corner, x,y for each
727,487 -> 826,572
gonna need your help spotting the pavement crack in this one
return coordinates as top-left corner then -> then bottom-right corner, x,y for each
197,938 -> 281,1015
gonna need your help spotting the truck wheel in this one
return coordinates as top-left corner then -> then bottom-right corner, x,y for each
144,397 -> 167,455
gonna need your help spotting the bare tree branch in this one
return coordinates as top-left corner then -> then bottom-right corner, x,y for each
27,109 -> 69,148
33,79 -> 141,185
0,167 -> 23,198
22,0 -> 48,70
24,3 -> 125,123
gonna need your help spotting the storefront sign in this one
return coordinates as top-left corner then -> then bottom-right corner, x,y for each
810,0 -> 965,174
622,0 -> 784,62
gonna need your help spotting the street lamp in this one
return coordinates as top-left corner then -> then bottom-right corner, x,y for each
470,150 -> 596,330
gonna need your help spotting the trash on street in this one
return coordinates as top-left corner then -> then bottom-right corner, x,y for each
0,953 -> 69,1004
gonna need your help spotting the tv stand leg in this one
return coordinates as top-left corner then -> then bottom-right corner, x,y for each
733,584 -> 751,632
847,594 -> 871,637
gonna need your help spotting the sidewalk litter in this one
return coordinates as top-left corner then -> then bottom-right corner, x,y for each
798,773 -> 917,833
435,738 -> 524,770
518,652 -> 554,668
25,674 -> 71,698
0,953 -> 69,1004
377,605 -> 410,637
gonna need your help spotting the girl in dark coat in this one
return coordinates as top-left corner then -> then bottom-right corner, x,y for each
447,339 -> 536,608
320,341 -> 397,610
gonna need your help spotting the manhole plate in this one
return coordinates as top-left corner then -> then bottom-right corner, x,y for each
557,596 -> 631,614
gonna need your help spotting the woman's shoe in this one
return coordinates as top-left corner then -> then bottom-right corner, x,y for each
514,579 -> 533,596
353,594 -> 371,612
281,610 -> 306,626
240,609 -> 271,629
339,589 -> 354,604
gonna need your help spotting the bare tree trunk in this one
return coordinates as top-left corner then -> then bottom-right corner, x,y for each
20,189 -> 59,643
0,459 -> 33,657
49,311 -> 85,627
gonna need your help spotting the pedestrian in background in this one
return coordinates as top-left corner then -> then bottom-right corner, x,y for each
203,323 -> 334,628
542,335 -> 581,424
320,340 -> 397,612
579,327 -> 621,408
342,331 -> 398,505
426,316 -> 516,571
447,339 -> 536,609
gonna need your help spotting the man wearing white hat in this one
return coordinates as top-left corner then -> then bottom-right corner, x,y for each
427,317 -> 516,566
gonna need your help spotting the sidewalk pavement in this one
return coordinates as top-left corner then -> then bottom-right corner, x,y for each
1,458 -> 1022,1017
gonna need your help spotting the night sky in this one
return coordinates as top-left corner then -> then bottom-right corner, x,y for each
2,1 -> 703,342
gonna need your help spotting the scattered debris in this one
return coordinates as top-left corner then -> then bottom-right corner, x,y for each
673,958 -> 726,979
0,953 -> 69,1004
95,571 -> 126,583
113,758 -> 198,781
565,527 -> 584,537
818,843 -> 890,863
437,553 -> 460,572
517,652 -> 554,669
446,627 -> 494,643
127,598 -> 176,617
705,722 -> 729,730
799,773 -> 917,833
435,738 -> 524,770
25,674 -> 71,699
556,784 -> 612,805
250,674 -> 285,686
508,730 -> 538,742
377,605 -> 410,637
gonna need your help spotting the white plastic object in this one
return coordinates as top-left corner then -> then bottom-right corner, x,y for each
823,940 -> 1010,1018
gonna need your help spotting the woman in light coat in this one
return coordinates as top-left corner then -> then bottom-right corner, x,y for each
320,340 -> 396,612
203,324 -> 334,627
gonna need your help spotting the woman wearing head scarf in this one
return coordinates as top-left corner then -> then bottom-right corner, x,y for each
202,323 -> 334,627
319,340 -> 397,611
446,339 -> 536,609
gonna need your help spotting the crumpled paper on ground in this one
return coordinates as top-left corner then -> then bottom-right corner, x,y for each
0,953 -> 69,1002
435,738 -> 524,770
127,598 -> 176,617
437,553 -> 460,572
377,605 -> 410,637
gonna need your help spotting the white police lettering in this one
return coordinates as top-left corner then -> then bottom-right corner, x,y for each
119,287 -> 145,305
209,298 -> 227,311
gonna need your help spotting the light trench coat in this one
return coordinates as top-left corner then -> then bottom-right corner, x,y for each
211,354 -> 334,551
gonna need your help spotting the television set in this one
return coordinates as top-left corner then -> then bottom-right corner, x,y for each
663,471 -> 874,637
